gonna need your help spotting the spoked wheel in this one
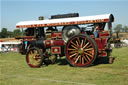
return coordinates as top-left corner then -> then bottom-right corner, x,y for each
65,34 -> 98,67
26,47 -> 44,68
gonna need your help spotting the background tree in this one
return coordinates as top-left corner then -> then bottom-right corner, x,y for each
0,28 -> 8,38
123,26 -> 128,33
0,32 -> 1,38
8,31 -> 14,37
114,24 -> 123,32
13,29 -> 22,37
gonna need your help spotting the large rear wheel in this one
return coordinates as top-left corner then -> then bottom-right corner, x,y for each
26,47 -> 44,68
65,34 -> 98,67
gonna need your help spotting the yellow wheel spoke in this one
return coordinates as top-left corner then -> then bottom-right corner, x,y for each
69,51 -> 78,54
71,41 -> 77,47
86,55 -> 90,61
82,54 -> 88,62
75,55 -> 80,63
74,54 -> 79,60
71,45 -> 78,49
32,57 -> 40,65
84,52 -> 93,58
29,53 -> 35,60
84,48 -> 94,51
30,51 -> 33,54
33,50 -> 38,56
81,40 -> 84,47
30,51 -> 36,58
35,54 -> 41,59
82,57 -> 84,64
30,51 -> 34,57
70,53 -> 77,58
68,48 -> 77,51
32,58 -> 35,65
79,55 -> 81,64
83,42 -> 89,48
76,40 -> 79,46
83,38 -> 86,46
77,37 -> 80,45
86,44 -> 92,48
36,54 -> 40,57
37,59 -> 41,64
28,57 -> 33,64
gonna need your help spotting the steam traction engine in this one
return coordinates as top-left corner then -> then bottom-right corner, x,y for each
16,13 -> 114,67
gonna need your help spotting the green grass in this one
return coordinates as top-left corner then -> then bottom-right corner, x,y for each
0,47 -> 128,85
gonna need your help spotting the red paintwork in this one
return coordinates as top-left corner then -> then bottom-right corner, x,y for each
44,40 -> 51,48
44,40 -> 65,48
101,38 -> 108,49
53,40 -> 65,46
23,36 -> 35,39
104,19 -> 110,22
95,31 -> 109,57
23,27 -> 110,58
95,38 -> 102,50
81,32 -> 85,34
95,38 -> 107,50
23,39 -> 36,41
99,31 -> 110,38
51,46 -> 61,54
45,31 -> 109,57
23,36 -> 36,41
98,51 -> 107,57
51,32 -> 62,39
99,33 -> 110,38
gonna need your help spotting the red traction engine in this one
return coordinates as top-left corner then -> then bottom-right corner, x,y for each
16,13 -> 115,67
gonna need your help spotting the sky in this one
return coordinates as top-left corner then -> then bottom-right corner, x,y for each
1,0 -> 128,31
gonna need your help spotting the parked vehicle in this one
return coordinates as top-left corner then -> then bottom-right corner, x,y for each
110,32 -> 122,48
0,42 -> 21,52
16,13 -> 115,67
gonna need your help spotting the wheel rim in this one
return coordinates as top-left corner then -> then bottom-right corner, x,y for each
66,35 -> 96,67
26,49 -> 42,67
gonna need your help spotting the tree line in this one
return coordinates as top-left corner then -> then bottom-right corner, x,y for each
0,28 -> 22,38
114,24 -> 128,32
0,24 -> 128,38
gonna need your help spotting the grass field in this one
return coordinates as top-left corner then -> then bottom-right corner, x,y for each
0,47 -> 128,85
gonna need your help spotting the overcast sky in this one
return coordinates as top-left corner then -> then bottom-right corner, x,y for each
1,0 -> 128,31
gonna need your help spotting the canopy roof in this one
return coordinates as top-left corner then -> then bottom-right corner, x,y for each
16,14 -> 114,28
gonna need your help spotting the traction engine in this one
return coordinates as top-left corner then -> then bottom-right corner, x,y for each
16,13 -> 115,67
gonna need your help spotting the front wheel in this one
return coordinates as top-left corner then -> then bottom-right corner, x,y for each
65,34 -> 98,67
26,47 -> 44,68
